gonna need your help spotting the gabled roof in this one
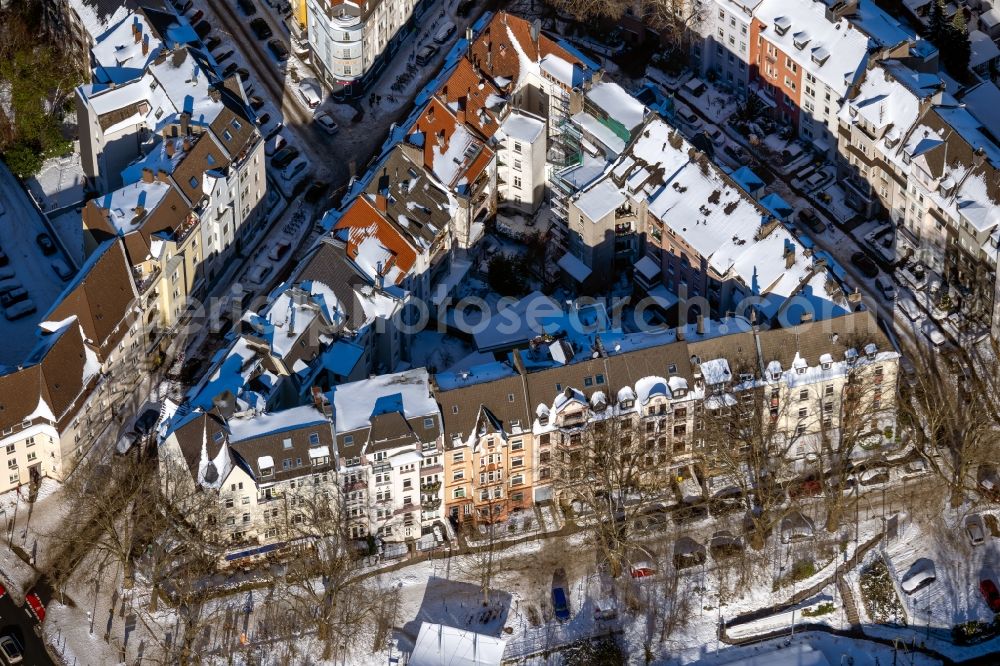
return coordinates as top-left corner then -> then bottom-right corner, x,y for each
437,58 -> 505,139
409,98 -> 494,191
0,322 -> 98,433
333,197 -> 418,287
44,239 -> 138,361
364,145 -> 453,253
468,12 -> 585,88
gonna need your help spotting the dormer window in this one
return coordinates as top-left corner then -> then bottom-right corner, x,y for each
739,373 -> 753,382
774,16 -> 791,35
620,398 -> 634,409
796,367 -> 806,375
822,361 -> 831,370
811,46 -> 830,66
793,32 -> 809,50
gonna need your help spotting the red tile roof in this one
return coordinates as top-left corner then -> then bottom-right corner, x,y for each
333,196 -> 417,286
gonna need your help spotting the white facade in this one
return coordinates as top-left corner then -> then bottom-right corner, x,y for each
306,0 -> 421,93
695,0 -> 758,89
496,112 -> 547,212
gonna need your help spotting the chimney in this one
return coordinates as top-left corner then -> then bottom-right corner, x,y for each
157,169 -> 170,183
182,137 -> 192,152
530,18 -> 540,45
512,349 -> 526,375
848,288 -> 862,305
141,168 -> 154,183
133,205 -> 146,220
696,315 -> 705,335
180,112 -> 190,136
142,34 -> 149,56
676,325 -> 686,341
133,19 -> 141,44
374,194 -> 387,213
165,140 -> 175,157
784,241 -> 796,269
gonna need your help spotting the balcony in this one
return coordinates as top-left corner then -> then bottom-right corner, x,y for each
133,266 -> 161,296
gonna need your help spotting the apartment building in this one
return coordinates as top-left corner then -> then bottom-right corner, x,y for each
468,12 -> 594,138
693,0 -> 761,90
306,0 -> 428,98
330,369 -> 443,543
837,58 -> 1000,337
432,310 -> 897,517
159,405 -> 337,554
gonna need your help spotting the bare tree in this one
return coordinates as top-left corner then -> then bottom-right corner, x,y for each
276,483 -> 400,661
552,405 -> 671,578
699,356 -> 796,551
458,493 -> 508,607
900,348 -> 1000,507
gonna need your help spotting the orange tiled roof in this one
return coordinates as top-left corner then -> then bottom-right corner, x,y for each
468,12 -> 583,85
333,196 -> 417,286
437,58 -> 504,138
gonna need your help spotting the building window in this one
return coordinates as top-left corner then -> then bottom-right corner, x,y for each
309,433 -> 320,445
453,487 -> 465,499
511,439 -> 523,451
344,435 -> 354,445
513,176 -> 522,189
423,417 -> 434,429
513,141 -> 522,153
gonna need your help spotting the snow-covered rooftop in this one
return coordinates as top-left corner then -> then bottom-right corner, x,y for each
228,405 -> 329,443
498,112 -> 545,144
331,368 -> 437,433
573,178 -> 626,221
409,622 -> 505,666
586,81 -> 646,132
755,0 -> 872,97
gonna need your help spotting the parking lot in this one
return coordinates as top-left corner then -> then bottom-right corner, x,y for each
0,161 -> 75,365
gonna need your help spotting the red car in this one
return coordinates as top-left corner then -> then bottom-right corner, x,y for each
0,583 -> 6,599
981,579 -> 1000,613
25,591 -> 45,622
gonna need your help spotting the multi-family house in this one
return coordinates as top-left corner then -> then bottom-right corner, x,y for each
407,98 -> 496,246
305,0 -> 429,98
693,0 -> 761,90
431,310 -> 897,519
467,12 -> 594,139
330,369 -> 443,543
158,404 -> 337,556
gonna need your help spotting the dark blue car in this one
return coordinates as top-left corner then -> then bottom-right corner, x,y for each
552,587 -> 570,621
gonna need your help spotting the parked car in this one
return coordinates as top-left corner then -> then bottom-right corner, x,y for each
237,67 -> 251,82
798,209 -> 826,234
247,264 -> 272,285
1,287 -> 29,308
257,112 -> 272,127
315,111 -> 338,134
36,232 -> 56,255
50,259 -> 72,281
272,146 -> 299,168
415,44 -> 438,66
216,49 -> 235,63
875,276 -> 896,300
850,251 -> 879,278
675,105 -> 701,129
4,299 -> 35,321
175,0 -> 193,12
134,406 -> 160,436
298,78 -> 322,108
859,466 -> 890,486
898,297 -> 920,322
0,249 -> 8,267
205,35 -> 222,50
250,17 -> 272,40
268,39 -> 289,61
902,458 -> 929,477
190,9 -> 204,23
921,320 -> 947,348
264,122 -> 284,142
433,22 -> 456,44
0,268 -> 12,281
901,559 -> 936,594
303,179 -> 329,204
249,95 -> 265,111
0,279 -> 22,294
25,591 -> 45,622
0,583 -> 6,599
966,516 -> 986,546
265,133 -> 287,157
456,0 -> 475,17
629,562 -> 657,579
788,478 -> 822,499
237,0 -> 257,15
981,579 -> 1000,612
551,569 -> 570,621
222,62 -> 240,78
195,20 -> 211,38
267,241 -> 292,261
282,159 -> 308,181
0,634 -> 22,665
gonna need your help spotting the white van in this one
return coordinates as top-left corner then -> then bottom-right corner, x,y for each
875,276 -> 896,300
433,22 -> 456,45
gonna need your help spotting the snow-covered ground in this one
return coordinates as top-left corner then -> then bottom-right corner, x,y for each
0,161 -> 78,365
26,147 -> 88,215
